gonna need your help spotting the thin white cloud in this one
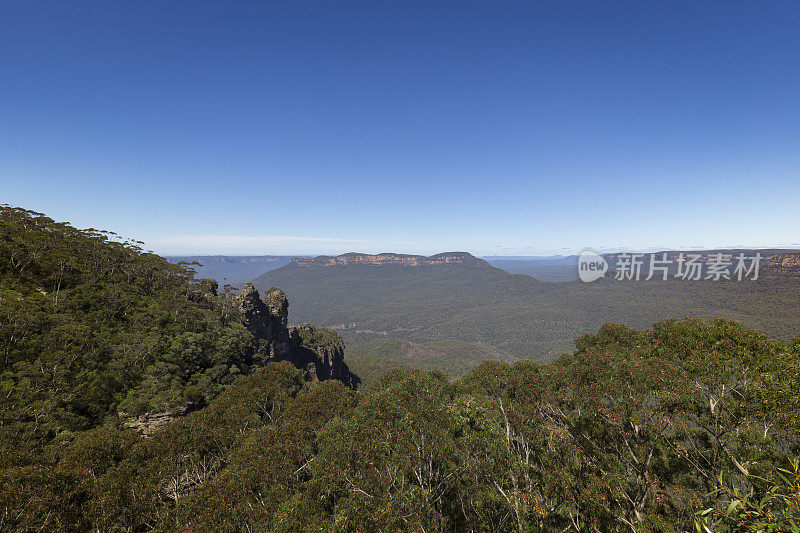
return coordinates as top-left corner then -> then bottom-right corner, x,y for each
146,234 -> 375,255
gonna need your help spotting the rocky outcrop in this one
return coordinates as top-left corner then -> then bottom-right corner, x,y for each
121,406 -> 190,436
239,283 -> 291,360
239,283 -> 359,389
122,285 -> 359,436
263,287 -> 289,327
289,324 -> 359,389
290,251 -> 490,268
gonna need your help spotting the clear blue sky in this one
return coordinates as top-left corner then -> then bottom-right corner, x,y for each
2,1 -> 799,255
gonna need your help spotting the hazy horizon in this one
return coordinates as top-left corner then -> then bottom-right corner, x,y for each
161,246 -> 800,259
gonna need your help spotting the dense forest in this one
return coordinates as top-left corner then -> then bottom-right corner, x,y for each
1,206 -> 798,531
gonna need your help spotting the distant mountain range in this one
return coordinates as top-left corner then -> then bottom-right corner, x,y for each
252,250 -> 800,386
165,255 -> 299,285
484,257 -> 580,281
487,249 -> 800,281
164,249 -> 800,289
166,250 -> 800,289
290,251 -> 491,268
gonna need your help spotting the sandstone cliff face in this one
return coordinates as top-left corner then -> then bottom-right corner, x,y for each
122,406 -> 191,436
239,283 -> 359,389
263,286 -> 289,327
290,251 -> 490,268
239,282 -> 291,360
762,253 -> 800,274
289,324 -> 359,388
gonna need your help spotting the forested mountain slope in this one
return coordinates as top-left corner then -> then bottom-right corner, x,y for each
0,206 -> 356,449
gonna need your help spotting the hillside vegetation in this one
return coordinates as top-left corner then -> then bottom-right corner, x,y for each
348,338 -> 517,389
2,207 -> 798,531
4,317 -> 798,531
